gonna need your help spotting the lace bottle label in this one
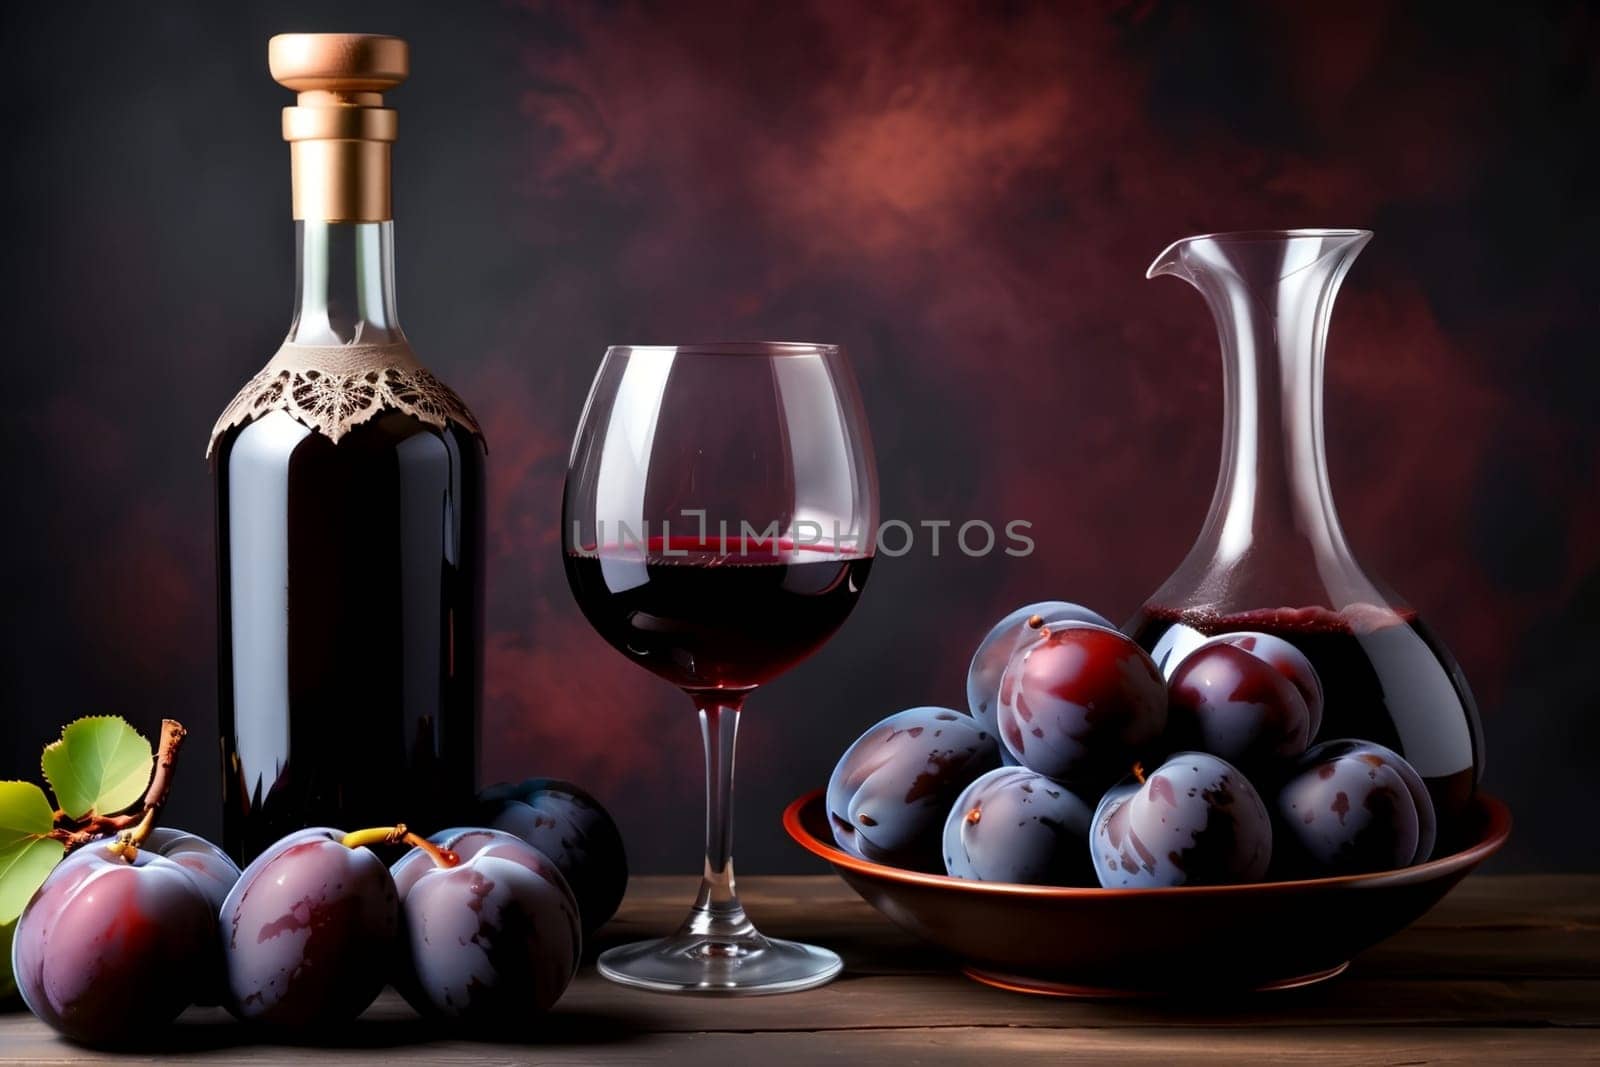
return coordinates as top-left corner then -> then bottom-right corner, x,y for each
207,342 -> 482,456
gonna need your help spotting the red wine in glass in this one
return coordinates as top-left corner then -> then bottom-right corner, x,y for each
563,342 -> 878,994
565,537 -> 872,692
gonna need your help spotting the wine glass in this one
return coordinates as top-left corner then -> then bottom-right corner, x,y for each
562,342 -> 878,994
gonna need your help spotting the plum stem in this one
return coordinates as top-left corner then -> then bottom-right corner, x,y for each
1132,761 -> 1146,785
142,720 -> 187,814
341,824 -> 459,868
104,806 -> 158,861
1026,614 -> 1051,641
51,719 -> 188,857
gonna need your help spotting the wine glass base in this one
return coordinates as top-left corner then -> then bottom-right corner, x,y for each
597,932 -> 843,995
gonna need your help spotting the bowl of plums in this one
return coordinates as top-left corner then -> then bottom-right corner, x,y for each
785,601 -> 1509,997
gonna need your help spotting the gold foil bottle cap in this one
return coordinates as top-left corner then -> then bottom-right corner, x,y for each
269,34 -> 409,222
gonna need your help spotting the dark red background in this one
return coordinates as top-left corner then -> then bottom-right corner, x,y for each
2,1 -> 1595,871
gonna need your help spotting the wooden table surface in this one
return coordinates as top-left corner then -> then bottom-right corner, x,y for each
2,874 -> 1594,1064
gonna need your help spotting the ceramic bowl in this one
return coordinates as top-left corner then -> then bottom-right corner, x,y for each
783,787 -> 1509,997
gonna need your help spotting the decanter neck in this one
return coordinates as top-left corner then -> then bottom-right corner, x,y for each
287,220 -> 404,346
1147,230 -> 1379,609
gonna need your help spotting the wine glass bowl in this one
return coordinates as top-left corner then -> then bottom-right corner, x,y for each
562,342 -> 877,994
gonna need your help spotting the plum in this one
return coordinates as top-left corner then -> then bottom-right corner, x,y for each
1209,631 -> 1325,740
1090,752 -> 1272,888
966,601 -> 1114,733
943,767 -> 1096,886
1275,739 -> 1436,875
391,828 -> 581,1024
827,706 -> 999,871
143,827 -> 241,914
142,827 -> 241,1006
1167,639 -> 1313,773
996,620 -> 1166,788
476,778 -> 628,934
13,841 -> 215,1046
219,827 -> 399,1029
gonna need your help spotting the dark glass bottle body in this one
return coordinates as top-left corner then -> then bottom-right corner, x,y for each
212,220 -> 485,862
214,412 -> 483,861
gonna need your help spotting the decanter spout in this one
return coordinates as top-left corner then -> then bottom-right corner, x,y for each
1145,237 -> 1192,281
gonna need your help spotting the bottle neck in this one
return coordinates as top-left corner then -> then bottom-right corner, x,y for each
1146,231 -> 1390,613
286,220 -> 404,346
1204,268 -> 1346,566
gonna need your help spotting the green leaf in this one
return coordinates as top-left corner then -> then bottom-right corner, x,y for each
0,780 -> 54,847
0,839 -> 62,924
0,781 -> 64,925
0,920 -> 16,1002
41,716 -> 153,819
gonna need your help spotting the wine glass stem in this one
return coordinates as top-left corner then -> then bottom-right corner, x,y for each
685,695 -> 756,942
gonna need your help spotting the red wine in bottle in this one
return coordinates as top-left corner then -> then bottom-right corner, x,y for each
209,35 -> 485,863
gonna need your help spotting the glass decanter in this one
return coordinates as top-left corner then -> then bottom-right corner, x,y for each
1124,230 -> 1484,844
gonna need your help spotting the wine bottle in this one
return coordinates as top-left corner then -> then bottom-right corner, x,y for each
209,35 -> 485,863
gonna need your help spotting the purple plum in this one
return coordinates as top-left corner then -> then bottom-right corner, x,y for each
966,601 -> 1114,733
1091,752 -> 1272,887
13,841 -> 215,1045
1275,739 -> 1436,875
219,827 -> 399,1029
391,828 -> 581,1024
943,767 -> 1096,886
1167,639 -> 1313,772
827,706 -> 999,871
996,620 -> 1167,788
